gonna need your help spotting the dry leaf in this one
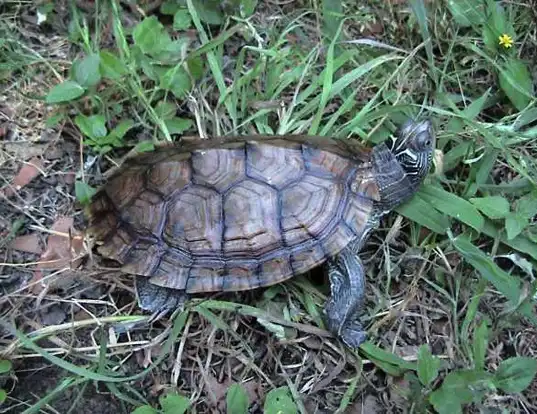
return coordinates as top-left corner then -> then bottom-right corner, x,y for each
10,233 -> 42,254
205,373 -> 232,406
38,216 -> 85,270
2,142 -> 47,160
2,156 -> 45,197
346,394 -> 381,414
27,217 -> 86,294
12,156 -> 44,189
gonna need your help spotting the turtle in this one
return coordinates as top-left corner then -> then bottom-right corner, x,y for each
86,119 -> 435,348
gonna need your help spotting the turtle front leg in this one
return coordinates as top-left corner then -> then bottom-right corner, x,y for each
135,276 -> 189,320
323,246 -> 367,348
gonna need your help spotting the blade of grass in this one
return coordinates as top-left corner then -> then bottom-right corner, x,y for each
409,0 -> 436,84
396,195 -> 450,234
21,377 -> 87,414
418,184 -> 485,232
0,310 -> 189,383
449,232 -> 537,325
186,0 -> 237,130
308,18 -> 342,135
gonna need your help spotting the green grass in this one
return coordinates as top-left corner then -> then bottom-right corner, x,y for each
1,0 -> 537,413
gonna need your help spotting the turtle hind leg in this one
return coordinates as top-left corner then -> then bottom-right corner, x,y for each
135,276 -> 188,320
323,246 -> 367,348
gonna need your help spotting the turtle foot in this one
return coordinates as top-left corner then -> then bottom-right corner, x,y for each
324,246 -> 367,348
135,276 -> 188,317
340,320 -> 367,349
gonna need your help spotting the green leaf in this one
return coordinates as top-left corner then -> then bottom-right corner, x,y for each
499,58 -> 534,112
173,9 -> 192,30
238,0 -> 257,16
419,184 -> 484,232
464,88 -> 491,119
109,119 -> 135,141
161,0 -> 181,15
99,50 -> 127,80
417,344 -> 440,387
469,196 -> 510,219
187,55 -> 204,80
482,220 -> 537,261
133,141 -> 155,154
165,117 -> 193,135
72,53 -> 101,87
362,345 -> 415,370
263,386 -> 297,414
226,383 -> 249,414
516,190 -> 537,218
159,393 -> 190,414
505,213 -> 528,240
155,101 -> 177,119
159,66 -> 192,98
190,0 -> 224,24
131,406 -> 158,414
75,181 -> 97,205
493,357 -> 537,393
482,0 -> 513,51
74,114 -> 107,139
45,113 -> 65,128
396,195 -> 450,234
0,360 -> 12,374
45,80 -> 85,103
0,389 -> 6,404
472,321 -> 488,370
133,16 -> 172,55
429,369 -> 494,414
447,0 -> 485,27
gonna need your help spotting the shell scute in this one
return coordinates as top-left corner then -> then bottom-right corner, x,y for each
121,190 -> 165,237
281,174 -> 344,243
223,179 -> 282,257
303,146 -> 353,178
164,186 -> 222,253
221,260 -> 260,291
246,141 -> 304,189
147,156 -> 191,196
147,249 -> 194,289
186,263 -> 225,292
321,223 -> 356,255
192,147 -> 245,192
121,241 -> 162,275
97,226 -> 136,262
106,167 -> 146,209
342,195 -> 374,237
259,255 -> 293,286
290,243 -> 327,275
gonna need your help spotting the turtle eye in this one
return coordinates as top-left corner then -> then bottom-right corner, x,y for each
417,133 -> 433,150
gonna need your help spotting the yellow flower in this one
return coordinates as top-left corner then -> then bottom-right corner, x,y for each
498,34 -> 513,48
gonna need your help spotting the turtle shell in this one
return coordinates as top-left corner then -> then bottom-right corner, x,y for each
87,135 -> 383,293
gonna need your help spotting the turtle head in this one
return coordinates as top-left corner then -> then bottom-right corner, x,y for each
369,119 -> 435,214
389,119 -> 435,184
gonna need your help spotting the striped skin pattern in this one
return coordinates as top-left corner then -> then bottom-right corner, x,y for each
88,136 -> 386,294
